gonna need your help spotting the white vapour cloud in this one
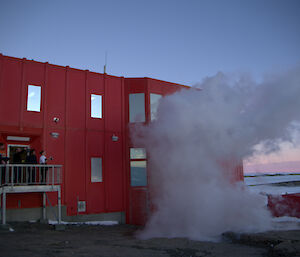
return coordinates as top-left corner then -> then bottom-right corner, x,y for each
132,67 -> 300,241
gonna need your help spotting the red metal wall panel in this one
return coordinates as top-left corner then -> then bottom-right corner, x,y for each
66,69 -> 86,129
22,60 -> 45,128
65,129 -> 86,215
45,128 -> 65,204
105,76 -> 123,132
46,65 -> 66,128
129,188 -> 149,225
105,132 -> 124,212
0,57 -> 22,126
148,78 -> 186,95
86,72 -> 104,131
85,130 -> 105,213
125,78 -> 147,93
6,193 -> 42,209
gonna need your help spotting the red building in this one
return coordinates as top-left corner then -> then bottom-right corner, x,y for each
0,54 -> 243,225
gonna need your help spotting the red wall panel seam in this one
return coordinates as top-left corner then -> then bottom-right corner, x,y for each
42,62 -> 48,150
19,58 -> 26,130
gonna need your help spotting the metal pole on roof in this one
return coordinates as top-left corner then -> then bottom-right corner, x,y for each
103,51 -> 108,74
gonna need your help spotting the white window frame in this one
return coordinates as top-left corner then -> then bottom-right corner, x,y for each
91,157 -> 103,183
27,85 -> 41,112
130,147 -> 147,187
91,94 -> 103,119
129,93 -> 146,123
150,93 -> 163,121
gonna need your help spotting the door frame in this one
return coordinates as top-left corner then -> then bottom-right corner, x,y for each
7,144 -> 30,159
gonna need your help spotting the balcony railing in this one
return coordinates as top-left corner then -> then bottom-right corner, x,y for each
0,164 -> 62,187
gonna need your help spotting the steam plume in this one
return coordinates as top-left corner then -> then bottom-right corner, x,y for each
133,68 -> 300,241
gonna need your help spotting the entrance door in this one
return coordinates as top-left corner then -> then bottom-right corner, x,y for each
8,145 -> 30,163
129,148 -> 149,225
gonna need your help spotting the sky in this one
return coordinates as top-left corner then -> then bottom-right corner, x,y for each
1,0 -> 300,85
1,0 -> 300,172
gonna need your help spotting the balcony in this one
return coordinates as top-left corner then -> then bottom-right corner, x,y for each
0,164 -> 62,187
0,164 -> 63,225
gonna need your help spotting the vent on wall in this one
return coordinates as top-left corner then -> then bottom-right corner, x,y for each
77,201 -> 86,213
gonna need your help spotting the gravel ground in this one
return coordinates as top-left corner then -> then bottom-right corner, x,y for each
0,222 -> 299,257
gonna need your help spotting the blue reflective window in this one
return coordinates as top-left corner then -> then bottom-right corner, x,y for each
129,93 -> 145,122
91,157 -> 102,182
130,161 -> 147,187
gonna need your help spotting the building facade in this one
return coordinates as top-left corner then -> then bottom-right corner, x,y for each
0,54 -> 243,225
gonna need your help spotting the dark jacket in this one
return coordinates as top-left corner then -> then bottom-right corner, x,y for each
13,151 -> 23,164
26,154 -> 37,164
0,154 -> 9,164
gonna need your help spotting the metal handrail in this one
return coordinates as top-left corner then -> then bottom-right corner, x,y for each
0,164 -> 62,187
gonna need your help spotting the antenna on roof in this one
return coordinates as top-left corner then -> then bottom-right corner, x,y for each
103,51 -> 108,74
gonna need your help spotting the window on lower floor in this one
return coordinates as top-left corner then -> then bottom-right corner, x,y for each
130,161 -> 147,187
91,157 -> 102,182
27,85 -> 41,112
130,147 -> 147,187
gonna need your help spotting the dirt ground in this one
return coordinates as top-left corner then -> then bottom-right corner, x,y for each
0,222 -> 299,257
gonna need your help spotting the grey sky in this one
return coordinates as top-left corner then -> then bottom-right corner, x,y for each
0,0 -> 299,85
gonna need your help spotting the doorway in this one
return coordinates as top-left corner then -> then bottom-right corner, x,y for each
7,144 -> 30,163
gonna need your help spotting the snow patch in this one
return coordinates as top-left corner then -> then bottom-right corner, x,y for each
48,220 -> 119,226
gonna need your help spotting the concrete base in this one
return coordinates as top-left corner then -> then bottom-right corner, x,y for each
0,224 -> 13,232
0,206 -> 66,222
0,206 -> 126,224
39,219 -> 49,224
63,211 -> 126,224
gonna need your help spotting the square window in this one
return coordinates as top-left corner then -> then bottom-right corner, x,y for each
27,85 -> 41,112
130,148 -> 146,159
91,157 -> 102,182
91,94 -> 102,118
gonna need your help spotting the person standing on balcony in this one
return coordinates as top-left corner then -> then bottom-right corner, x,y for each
13,147 -> 23,183
13,148 -> 22,163
39,150 -> 47,183
0,142 -> 5,162
26,149 -> 37,183
0,142 -> 7,184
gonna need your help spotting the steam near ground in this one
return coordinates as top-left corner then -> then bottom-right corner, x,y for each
132,67 -> 300,241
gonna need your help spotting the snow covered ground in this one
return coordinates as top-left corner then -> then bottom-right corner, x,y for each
247,184 -> 300,195
244,174 -> 300,196
244,174 -> 300,186
46,220 -> 118,226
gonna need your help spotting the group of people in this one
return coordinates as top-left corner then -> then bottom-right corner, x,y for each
0,144 -> 47,165
0,142 -> 48,184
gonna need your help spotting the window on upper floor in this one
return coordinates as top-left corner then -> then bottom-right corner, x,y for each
150,93 -> 162,121
27,85 -> 41,112
91,94 -> 102,119
129,93 -> 145,123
